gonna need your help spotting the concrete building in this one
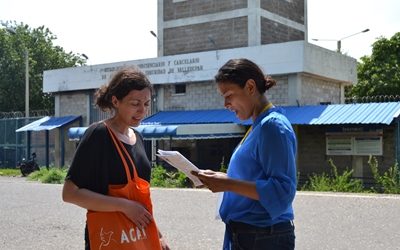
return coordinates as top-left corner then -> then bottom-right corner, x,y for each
39,0 -> 400,184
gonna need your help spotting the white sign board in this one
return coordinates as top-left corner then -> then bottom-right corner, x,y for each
326,137 -> 353,155
326,135 -> 383,156
43,41 -> 356,93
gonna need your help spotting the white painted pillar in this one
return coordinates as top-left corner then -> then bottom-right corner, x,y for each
157,0 -> 164,57
352,156 -> 364,179
340,83 -> 345,104
248,0 -> 261,46
288,74 -> 302,106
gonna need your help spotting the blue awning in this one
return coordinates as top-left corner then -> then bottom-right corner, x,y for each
141,109 -> 252,125
68,127 -> 89,140
281,105 -> 328,125
68,109 -> 250,141
68,123 -> 245,141
136,125 -> 178,138
69,125 -> 179,141
16,116 -> 82,132
67,102 -> 400,140
143,103 -> 400,126
281,102 -> 400,125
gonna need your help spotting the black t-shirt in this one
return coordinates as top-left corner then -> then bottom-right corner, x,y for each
66,122 -> 152,249
66,122 -> 151,194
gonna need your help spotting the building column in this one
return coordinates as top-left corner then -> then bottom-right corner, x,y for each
54,95 -> 60,116
54,94 -> 61,167
288,74 -> 302,106
151,86 -> 165,164
157,0 -> 164,57
54,129 -> 60,167
86,92 -> 91,126
304,0 -> 308,41
340,83 -> 345,104
352,156 -> 364,180
156,87 -> 164,112
396,119 -> 400,165
248,0 -> 261,46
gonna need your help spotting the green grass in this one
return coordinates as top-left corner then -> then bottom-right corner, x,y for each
0,168 -> 21,176
0,167 -> 67,184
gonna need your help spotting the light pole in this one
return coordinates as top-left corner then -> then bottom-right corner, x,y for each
150,30 -> 161,57
81,53 -> 88,60
208,35 -> 219,60
5,27 -> 31,160
312,28 -> 370,53
24,49 -> 29,118
6,27 -> 29,117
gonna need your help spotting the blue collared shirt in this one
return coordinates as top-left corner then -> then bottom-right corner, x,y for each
220,107 -> 297,248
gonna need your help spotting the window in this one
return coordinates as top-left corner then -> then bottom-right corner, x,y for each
174,84 -> 186,95
326,134 -> 383,156
320,101 -> 331,105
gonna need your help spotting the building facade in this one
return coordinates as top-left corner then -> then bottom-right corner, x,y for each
41,0 -> 399,184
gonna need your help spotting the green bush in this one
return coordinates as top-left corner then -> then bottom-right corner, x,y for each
369,156 -> 400,194
27,167 -> 67,184
301,159 -> 364,193
219,156 -> 227,173
303,172 -> 332,192
328,159 -> 364,192
150,165 -> 190,188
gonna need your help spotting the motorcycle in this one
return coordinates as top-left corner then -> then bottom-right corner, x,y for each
17,152 -> 40,177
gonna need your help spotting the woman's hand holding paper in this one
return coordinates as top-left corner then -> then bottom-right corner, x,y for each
192,170 -> 231,193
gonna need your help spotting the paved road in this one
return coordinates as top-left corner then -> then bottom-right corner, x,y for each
1,176 -> 400,250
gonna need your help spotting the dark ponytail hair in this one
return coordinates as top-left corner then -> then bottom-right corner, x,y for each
214,58 -> 276,93
95,67 -> 153,112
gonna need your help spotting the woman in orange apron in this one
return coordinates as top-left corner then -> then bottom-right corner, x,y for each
62,67 -> 169,250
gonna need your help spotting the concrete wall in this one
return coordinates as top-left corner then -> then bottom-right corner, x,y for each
162,81 -> 223,110
59,92 -> 88,121
261,0 -> 305,24
163,0 -> 247,20
162,0 -> 306,56
261,18 -> 304,44
164,17 -> 248,55
297,125 -> 396,183
56,92 -> 88,167
266,76 -> 289,106
161,76 -> 292,110
301,75 -> 341,105
159,72 -> 347,111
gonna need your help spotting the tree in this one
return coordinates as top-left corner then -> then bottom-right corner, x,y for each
0,21 -> 87,114
348,32 -> 400,98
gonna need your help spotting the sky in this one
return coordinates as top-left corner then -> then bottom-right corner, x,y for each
0,0 -> 399,65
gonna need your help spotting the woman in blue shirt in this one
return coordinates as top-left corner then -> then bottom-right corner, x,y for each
194,58 -> 297,250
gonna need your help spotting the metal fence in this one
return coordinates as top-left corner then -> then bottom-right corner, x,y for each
0,116 -> 53,168
90,106 -> 111,124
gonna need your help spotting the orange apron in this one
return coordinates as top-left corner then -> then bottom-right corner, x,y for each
86,125 -> 162,250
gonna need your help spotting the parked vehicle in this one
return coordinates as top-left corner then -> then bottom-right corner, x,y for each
17,152 -> 40,176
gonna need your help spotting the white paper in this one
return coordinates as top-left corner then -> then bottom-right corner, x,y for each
156,149 -> 203,187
